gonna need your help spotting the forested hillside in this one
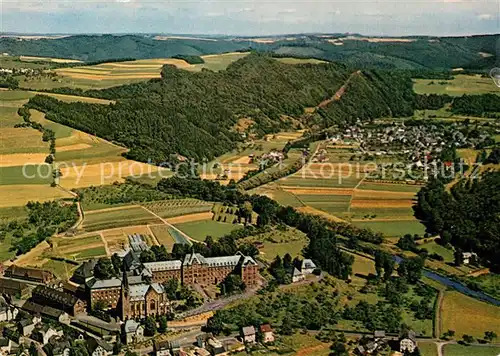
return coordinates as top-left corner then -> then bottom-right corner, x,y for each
415,173 -> 500,271
25,54 -> 417,163
316,70 -> 415,127
1,33 -> 497,70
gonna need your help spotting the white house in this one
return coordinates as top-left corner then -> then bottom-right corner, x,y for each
124,319 -> 144,345
462,252 -> 478,265
241,326 -> 256,344
87,338 -> 113,356
300,259 -> 317,274
400,330 -> 417,353
259,324 -> 274,343
291,268 -> 305,283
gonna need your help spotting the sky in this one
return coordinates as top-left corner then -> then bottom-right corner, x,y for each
1,0 -> 499,36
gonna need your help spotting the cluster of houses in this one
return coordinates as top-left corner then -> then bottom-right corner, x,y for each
355,330 -> 418,355
327,122 -> 490,169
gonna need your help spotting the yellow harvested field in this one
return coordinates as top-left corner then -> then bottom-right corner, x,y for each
0,185 -> 73,207
33,92 -> 113,104
101,225 -> 154,252
350,199 -> 414,208
202,52 -> 247,59
441,291 -> 500,338
230,156 -> 252,164
166,212 -> 214,224
282,187 -> 354,195
59,160 -> 164,189
296,206 -> 347,223
0,153 -> 47,167
59,160 -> 164,188
20,55 -> 81,63
352,189 -> 416,199
56,143 -> 92,152
12,241 -> 51,267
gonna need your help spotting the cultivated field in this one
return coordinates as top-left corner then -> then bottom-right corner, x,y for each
173,219 -> 241,242
442,344 -> 500,356
141,199 -> 213,219
82,206 -> 163,232
257,143 -> 426,237
441,291 -> 500,339
52,234 -> 107,260
239,227 -> 309,261
101,225 -> 156,253
413,74 -> 500,96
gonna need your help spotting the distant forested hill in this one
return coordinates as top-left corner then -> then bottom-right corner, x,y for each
25,54 -> 415,163
1,33 -> 497,70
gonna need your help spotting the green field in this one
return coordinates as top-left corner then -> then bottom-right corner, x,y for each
82,206 -> 162,232
417,342 -> 438,356
441,291 -> 500,339
240,227 -> 309,261
173,219 -> 241,241
350,207 -> 415,218
414,74 -> 500,96
418,241 -> 454,262
0,165 -> 53,185
352,220 -> 426,237
149,225 -> 176,250
357,182 -> 423,193
279,176 -> 363,188
41,259 -> 79,280
442,344 -> 500,356
142,199 -> 213,219
276,57 -> 328,65
73,246 -> 107,260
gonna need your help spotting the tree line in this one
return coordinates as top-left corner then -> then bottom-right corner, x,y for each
415,173 -> 500,271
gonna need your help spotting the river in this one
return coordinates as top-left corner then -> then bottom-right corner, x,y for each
393,256 -> 500,306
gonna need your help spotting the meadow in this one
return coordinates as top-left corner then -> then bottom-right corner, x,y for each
441,291 -> 500,339
413,74 -> 499,96
442,344 -> 500,356
82,206 -> 163,232
173,219 -> 241,242
141,199 -> 213,219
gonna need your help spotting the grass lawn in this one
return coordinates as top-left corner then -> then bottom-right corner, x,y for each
149,224 -> 176,251
0,205 -> 27,222
418,241 -> 454,262
0,165 -> 52,185
173,219 -> 241,241
443,344 -> 500,356
357,183 -> 422,193
0,235 -> 16,262
413,75 -> 500,96
441,291 -> 500,339
41,259 -> 79,280
240,227 -> 308,261
418,342 -> 438,356
74,246 -> 107,260
83,206 -> 162,232
352,220 -> 426,237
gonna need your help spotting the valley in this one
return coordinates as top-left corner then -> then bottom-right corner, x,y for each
0,32 -> 499,356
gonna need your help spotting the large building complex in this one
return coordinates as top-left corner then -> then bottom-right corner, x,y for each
85,252 -> 259,320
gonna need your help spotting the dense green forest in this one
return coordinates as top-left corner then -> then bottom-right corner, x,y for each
415,173 -> 500,271
1,33 -> 497,70
26,54 -> 417,164
316,71 -> 415,128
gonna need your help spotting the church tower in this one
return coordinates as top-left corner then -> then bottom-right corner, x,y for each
120,266 -> 130,320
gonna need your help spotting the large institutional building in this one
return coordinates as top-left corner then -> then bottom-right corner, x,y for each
85,252 -> 259,320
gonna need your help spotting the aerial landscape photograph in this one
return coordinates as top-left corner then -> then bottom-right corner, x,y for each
0,0 -> 499,355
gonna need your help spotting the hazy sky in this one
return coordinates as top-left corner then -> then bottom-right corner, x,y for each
1,0 -> 499,36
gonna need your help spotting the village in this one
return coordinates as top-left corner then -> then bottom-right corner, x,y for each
0,228 -> 431,356
312,120 -> 500,183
